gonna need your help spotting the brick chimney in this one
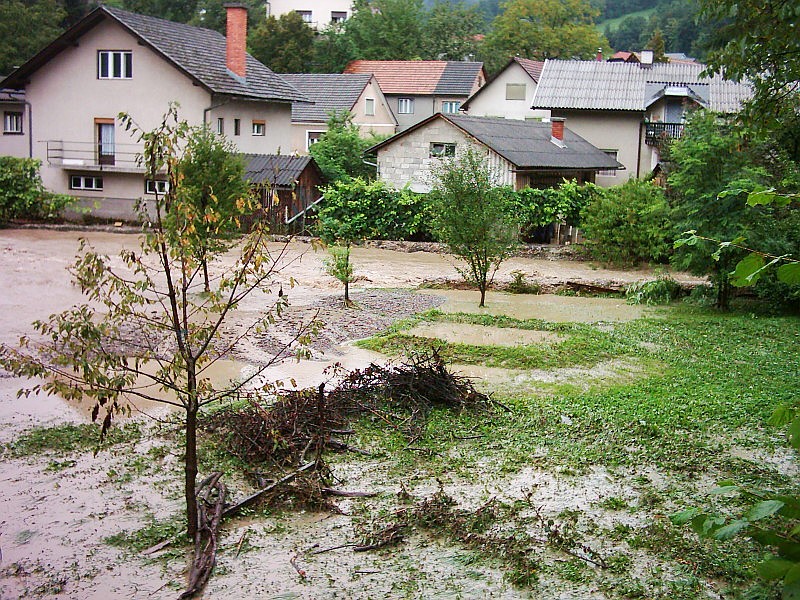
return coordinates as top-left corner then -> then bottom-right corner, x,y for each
551,117 -> 565,141
596,47 -> 603,61
225,3 -> 247,79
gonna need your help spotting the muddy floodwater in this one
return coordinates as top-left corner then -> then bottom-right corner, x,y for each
0,229 -> 699,599
406,322 -> 564,346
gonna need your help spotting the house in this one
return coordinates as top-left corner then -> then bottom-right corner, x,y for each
461,57 -> 549,121
608,51 -> 639,64
343,60 -> 487,131
369,113 -> 620,193
265,0 -> 351,28
243,153 -> 324,233
280,73 -> 396,152
531,54 -> 752,186
0,4 -> 309,221
1,89 -> 29,158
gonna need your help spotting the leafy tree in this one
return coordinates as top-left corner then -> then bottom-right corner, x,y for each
0,157 -> 73,224
175,125 -> 250,292
480,0 -> 609,73
0,0 -> 65,74
248,11 -> 315,73
122,0 -> 198,23
604,15 -> 648,51
310,21 -> 357,73
323,245 -> 356,305
644,28 -> 667,62
421,0 -> 483,60
430,148 -> 518,306
190,0 -> 261,34
510,179 -> 600,239
345,0 -> 426,60
581,178 -> 671,265
309,111 -> 383,183
0,106 -> 310,539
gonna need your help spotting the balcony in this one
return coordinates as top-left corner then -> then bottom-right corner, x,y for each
46,140 -> 145,173
645,122 -> 685,146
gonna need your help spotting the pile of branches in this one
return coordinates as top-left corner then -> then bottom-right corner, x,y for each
204,350 -> 493,470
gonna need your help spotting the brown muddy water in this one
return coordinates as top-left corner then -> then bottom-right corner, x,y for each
406,322 -> 564,346
0,229 -> 681,599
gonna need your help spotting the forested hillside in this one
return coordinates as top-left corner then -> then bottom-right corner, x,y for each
0,0 -> 716,77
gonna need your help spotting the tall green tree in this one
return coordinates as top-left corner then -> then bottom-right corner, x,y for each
0,0 -> 65,74
345,0 -> 426,60
480,0 -> 608,73
430,148 -> 518,307
311,21 -> 357,73
176,126 -> 250,293
248,11 -> 315,73
421,0 -> 483,60
309,111 -> 383,183
122,0 -> 198,23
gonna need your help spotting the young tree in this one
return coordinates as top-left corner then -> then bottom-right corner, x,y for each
309,111 -> 383,183
430,148 -> 518,307
345,0 -> 425,60
480,0 -> 609,73
177,126 -> 250,293
0,106 -> 312,539
248,11 -> 315,73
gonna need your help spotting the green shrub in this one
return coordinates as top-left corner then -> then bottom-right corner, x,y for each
581,178 -> 671,265
509,179 -> 604,241
626,276 -> 683,305
314,177 -> 431,241
505,270 -> 541,294
0,156 -> 73,224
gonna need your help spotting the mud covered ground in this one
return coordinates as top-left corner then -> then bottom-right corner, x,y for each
4,229 -> 780,600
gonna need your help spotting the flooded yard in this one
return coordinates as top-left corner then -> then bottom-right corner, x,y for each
2,228 -> 791,600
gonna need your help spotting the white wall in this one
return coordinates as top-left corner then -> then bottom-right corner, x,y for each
465,62 -> 550,121
265,0 -> 351,28
0,99 -> 31,158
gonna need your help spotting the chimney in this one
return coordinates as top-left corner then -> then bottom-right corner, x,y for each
640,49 -> 654,69
596,47 -> 603,62
225,3 -> 247,79
551,117 -> 565,141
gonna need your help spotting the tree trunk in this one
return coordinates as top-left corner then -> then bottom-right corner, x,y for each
185,404 -> 199,538
344,280 -> 350,304
479,285 -> 486,307
202,258 -> 210,294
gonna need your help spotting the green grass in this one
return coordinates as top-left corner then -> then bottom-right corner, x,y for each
597,7 -> 658,33
3,422 -> 142,458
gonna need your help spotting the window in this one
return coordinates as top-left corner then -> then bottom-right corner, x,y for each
441,101 -> 461,114
505,83 -> 526,100
397,97 -> 414,114
98,51 -> 132,79
3,111 -> 22,134
216,118 -> 224,135
296,10 -> 312,23
598,150 -> 618,177
234,118 -> 241,136
96,119 -> 115,165
365,98 -> 375,116
145,179 -> 169,194
252,120 -> 265,136
331,11 -> 347,23
70,175 -> 103,191
307,130 -> 324,149
430,142 -> 456,158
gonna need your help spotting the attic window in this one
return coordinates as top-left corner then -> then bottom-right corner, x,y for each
506,83 -> 526,100
365,98 -> 375,116
98,51 -> 132,79
430,143 -> 456,158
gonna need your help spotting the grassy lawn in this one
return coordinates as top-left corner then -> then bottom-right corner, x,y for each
597,7 -> 658,33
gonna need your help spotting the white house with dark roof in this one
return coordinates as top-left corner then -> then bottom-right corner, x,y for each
531,58 -> 752,186
280,73 -> 396,153
0,4 -> 309,220
369,113 -> 620,193
265,0 -> 351,28
461,57 -> 550,121
344,60 -> 486,131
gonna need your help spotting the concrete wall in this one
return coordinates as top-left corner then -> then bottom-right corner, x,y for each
0,98 -> 31,158
551,110 -> 649,186
210,100 -> 293,154
464,62 -> 549,121
266,0 -> 351,28
377,118 -> 513,192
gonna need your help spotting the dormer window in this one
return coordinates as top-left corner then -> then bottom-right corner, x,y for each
98,51 -> 132,79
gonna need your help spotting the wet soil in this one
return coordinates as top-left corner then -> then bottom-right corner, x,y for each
0,229 -> 705,599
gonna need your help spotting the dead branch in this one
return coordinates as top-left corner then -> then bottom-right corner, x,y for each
222,462 -> 316,519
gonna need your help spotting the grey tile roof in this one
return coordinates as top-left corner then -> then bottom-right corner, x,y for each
435,62 -> 485,96
1,6 -> 309,104
532,59 -> 751,113
243,154 -> 316,186
370,114 -> 620,171
281,73 -> 371,122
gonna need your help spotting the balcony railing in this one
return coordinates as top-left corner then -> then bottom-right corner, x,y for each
46,140 -> 145,172
645,122 -> 685,146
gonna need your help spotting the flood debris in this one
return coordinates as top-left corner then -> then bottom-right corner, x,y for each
180,472 -> 226,599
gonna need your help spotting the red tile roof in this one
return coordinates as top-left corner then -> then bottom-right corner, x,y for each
514,57 -> 545,82
344,60 -> 484,96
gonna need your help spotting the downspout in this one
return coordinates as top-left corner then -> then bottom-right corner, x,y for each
24,99 -> 32,158
636,120 -> 643,178
203,98 -> 231,127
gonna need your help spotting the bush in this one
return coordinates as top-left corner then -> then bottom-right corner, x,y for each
314,177 -> 431,241
581,178 -> 671,265
505,270 -> 541,294
0,156 -> 73,224
626,276 -> 683,305
509,179 -> 604,241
